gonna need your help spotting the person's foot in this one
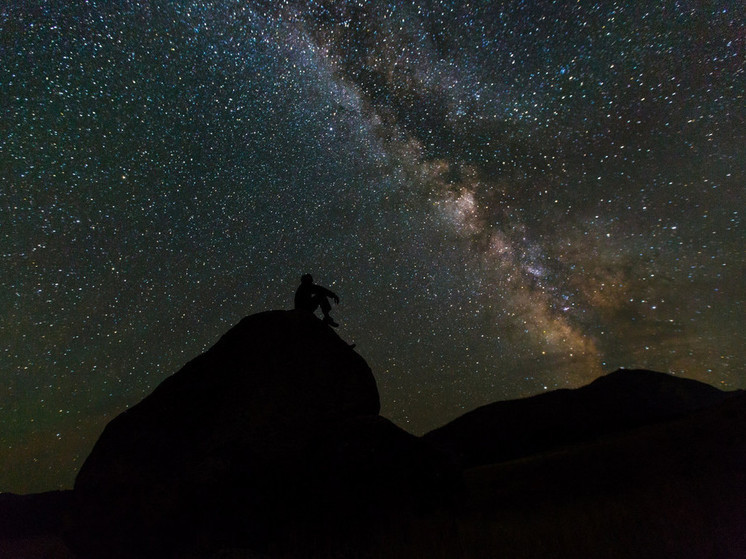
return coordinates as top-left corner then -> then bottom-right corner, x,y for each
323,316 -> 339,328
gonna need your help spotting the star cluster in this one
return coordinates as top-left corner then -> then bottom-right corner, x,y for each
1,0 -> 743,492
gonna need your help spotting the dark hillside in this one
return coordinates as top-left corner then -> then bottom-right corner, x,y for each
453,390 -> 746,559
423,368 -> 735,468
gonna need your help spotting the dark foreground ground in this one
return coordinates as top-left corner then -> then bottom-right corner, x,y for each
3,314 -> 744,558
2,389 -> 745,559
264,390 -> 746,559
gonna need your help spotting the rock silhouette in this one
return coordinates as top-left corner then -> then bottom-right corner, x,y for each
69,310 -> 451,558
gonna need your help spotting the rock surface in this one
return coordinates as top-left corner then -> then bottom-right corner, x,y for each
75,310 -> 380,493
70,310 -> 405,557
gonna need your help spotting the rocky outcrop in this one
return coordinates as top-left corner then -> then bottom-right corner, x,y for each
69,310 -> 451,558
75,310 -> 380,494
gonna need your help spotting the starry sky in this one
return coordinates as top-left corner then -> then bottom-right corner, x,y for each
1,0 -> 744,493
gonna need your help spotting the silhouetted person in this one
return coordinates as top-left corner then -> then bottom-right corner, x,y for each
294,274 -> 340,327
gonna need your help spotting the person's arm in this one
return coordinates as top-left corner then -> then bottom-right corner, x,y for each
315,285 -> 339,303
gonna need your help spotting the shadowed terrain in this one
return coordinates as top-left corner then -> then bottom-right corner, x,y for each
423,367 -> 732,468
1,311 -> 744,558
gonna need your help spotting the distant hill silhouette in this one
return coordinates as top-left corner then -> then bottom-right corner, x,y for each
0,491 -> 72,538
457,389 -> 746,559
424,368 -> 735,468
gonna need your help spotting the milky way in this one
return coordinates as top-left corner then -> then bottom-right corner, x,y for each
1,0 -> 744,492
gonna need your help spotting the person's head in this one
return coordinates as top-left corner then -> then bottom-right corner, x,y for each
301,273 -> 313,285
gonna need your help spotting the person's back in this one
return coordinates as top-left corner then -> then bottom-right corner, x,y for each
294,279 -> 315,312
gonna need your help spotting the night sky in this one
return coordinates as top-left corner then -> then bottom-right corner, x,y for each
2,0 -> 744,493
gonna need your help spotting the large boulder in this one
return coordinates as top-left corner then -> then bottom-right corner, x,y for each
70,310 -> 392,557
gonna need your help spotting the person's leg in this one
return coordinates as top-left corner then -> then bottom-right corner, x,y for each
308,294 -> 322,313
319,297 -> 338,327
319,296 -> 331,316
